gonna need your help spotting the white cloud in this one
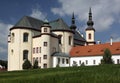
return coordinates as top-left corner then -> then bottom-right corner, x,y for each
106,33 -> 120,43
113,37 -> 120,42
30,8 -> 47,20
111,33 -> 120,42
51,0 -> 120,32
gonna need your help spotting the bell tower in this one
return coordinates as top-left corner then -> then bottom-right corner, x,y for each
86,8 -> 95,45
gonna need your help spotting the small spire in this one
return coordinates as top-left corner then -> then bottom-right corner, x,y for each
89,7 -> 92,20
72,12 -> 75,25
70,12 -> 76,30
89,7 -> 92,14
87,7 -> 94,26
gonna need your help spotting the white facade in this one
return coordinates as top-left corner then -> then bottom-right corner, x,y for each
53,56 -> 70,67
70,55 -> 120,66
8,13 -> 120,71
8,29 -> 35,71
8,21 -> 74,71
52,31 -> 73,53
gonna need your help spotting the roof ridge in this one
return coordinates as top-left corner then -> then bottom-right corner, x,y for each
25,16 -> 43,22
14,16 -> 31,27
49,18 -> 63,23
74,42 -> 120,48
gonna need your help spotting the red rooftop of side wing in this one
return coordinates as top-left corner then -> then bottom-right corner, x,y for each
70,42 -> 120,57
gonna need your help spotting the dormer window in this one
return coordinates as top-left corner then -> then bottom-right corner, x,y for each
44,28 -> 47,32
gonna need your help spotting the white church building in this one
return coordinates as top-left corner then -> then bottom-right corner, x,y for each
8,8 -> 120,71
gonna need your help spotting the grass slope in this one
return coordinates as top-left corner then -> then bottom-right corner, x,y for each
0,65 -> 120,83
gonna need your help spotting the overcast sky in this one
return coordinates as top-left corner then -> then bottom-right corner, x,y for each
0,0 -> 120,60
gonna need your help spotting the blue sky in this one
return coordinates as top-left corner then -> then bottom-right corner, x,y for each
0,0 -> 120,60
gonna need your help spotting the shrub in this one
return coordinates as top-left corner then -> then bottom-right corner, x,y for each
56,64 -> 60,68
81,62 -> 85,66
72,61 -> 78,67
22,59 -> 32,69
33,59 -> 39,69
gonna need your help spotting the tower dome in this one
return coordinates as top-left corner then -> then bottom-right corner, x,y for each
86,8 -> 95,31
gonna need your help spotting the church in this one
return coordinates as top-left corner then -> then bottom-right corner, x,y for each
8,8 -> 120,71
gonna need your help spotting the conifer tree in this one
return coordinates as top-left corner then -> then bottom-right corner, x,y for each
22,59 -> 32,69
101,48 -> 113,64
33,59 -> 38,69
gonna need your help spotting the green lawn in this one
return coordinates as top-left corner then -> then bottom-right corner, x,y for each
0,65 -> 120,83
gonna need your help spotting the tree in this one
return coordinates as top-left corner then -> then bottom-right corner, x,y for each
33,59 -> 39,69
101,48 -> 113,64
22,59 -> 32,69
0,60 -> 7,69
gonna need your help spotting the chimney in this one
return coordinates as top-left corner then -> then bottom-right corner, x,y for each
97,40 -> 101,44
110,36 -> 113,45
84,43 -> 87,46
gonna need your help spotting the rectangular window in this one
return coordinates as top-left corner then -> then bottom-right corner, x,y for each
36,47 -> 38,53
43,64 -> 47,68
23,50 -> 28,60
43,55 -> 47,59
86,60 -> 88,64
44,42 -> 47,46
44,28 -> 47,32
39,57 -> 41,63
117,59 -> 120,64
58,58 -> 60,64
33,58 -> 35,63
62,58 -> 65,64
93,60 -> 96,64
58,35 -> 62,44
39,47 -> 41,53
79,60 -> 81,64
33,48 -> 35,54
66,59 -> 69,64
69,36 -> 72,45
36,57 -> 38,60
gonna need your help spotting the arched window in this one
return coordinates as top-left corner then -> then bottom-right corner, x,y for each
11,33 -> 15,43
88,33 -> 91,39
23,50 -> 28,60
23,33 -> 29,42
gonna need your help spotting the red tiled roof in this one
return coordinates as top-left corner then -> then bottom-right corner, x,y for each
70,42 -> 120,57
